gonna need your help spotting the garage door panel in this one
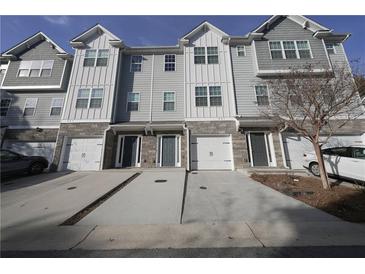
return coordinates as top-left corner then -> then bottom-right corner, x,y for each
191,135 -> 233,170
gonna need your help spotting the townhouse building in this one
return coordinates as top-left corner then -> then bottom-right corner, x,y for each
1,15 -> 364,172
0,32 -> 72,165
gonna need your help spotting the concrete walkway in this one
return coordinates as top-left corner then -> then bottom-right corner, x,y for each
77,169 -> 186,225
182,171 -> 339,223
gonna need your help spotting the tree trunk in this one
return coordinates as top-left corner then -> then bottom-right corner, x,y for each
313,142 -> 331,190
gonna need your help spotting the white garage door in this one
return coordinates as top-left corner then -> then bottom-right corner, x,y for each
2,141 -> 55,167
62,138 -> 103,171
282,133 -> 365,169
190,135 -> 233,170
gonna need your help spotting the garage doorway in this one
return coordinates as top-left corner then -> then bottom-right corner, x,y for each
115,135 -> 142,168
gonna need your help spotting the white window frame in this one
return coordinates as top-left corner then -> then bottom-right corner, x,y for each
75,88 -> 103,109
194,47 -> 206,64
130,55 -> 143,72
269,40 -> 313,60
96,49 -> 109,67
83,49 -> 109,67
283,41 -> 299,59
208,86 -> 223,107
156,134 -> 181,168
207,46 -> 219,64
237,45 -> 246,57
127,92 -> 140,111
115,135 -> 142,168
164,54 -> 176,72
325,42 -> 337,55
296,40 -> 313,59
254,85 -> 270,106
269,41 -> 285,60
49,98 -> 64,116
17,60 -> 54,78
23,98 -> 38,116
195,86 -> 208,107
0,98 -> 12,117
163,91 -> 176,112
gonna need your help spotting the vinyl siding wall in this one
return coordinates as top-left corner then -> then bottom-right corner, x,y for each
2,40 -> 68,87
1,89 -> 65,127
184,29 -> 236,119
62,32 -> 120,122
254,17 -> 331,71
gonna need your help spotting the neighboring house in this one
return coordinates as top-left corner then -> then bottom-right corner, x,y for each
2,16 -> 364,172
0,32 -> 73,165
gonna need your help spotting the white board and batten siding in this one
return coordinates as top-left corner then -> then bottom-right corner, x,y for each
184,29 -> 236,119
62,32 -> 121,122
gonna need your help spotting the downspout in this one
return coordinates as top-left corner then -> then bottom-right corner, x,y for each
149,54 -> 155,125
183,123 -> 190,171
278,123 -> 289,169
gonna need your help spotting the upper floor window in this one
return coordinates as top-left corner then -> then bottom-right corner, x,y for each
127,92 -> 140,111
269,42 -> 284,59
23,98 -> 38,116
195,87 -> 208,106
237,45 -> 246,57
209,86 -> 222,106
325,43 -> 337,55
17,60 -> 54,78
163,91 -> 175,111
283,41 -> 297,59
50,98 -> 64,116
130,55 -> 143,72
207,47 -> 218,64
255,85 -> 269,106
0,99 -> 11,116
164,55 -> 176,71
194,47 -> 206,64
296,41 -> 312,59
83,49 -> 109,67
75,88 -> 103,109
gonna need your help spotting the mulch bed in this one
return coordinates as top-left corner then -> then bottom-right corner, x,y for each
251,173 -> 365,223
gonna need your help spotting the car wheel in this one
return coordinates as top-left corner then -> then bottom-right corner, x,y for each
309,162 -> 320,176
29,162 -> 45,175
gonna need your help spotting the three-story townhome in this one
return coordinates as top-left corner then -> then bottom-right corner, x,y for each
0,32 -> 72,165
229,15 -> 365,169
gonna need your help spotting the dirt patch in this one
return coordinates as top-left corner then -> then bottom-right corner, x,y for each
251,173 -> 365,223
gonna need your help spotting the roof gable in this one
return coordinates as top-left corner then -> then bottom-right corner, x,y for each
180,21 -> 228,41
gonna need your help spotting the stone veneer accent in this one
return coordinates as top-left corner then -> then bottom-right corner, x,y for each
185,120 -> 248,169
51,122 -> 109,171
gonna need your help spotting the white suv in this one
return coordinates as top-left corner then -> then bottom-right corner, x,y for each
303,145 -> 365,182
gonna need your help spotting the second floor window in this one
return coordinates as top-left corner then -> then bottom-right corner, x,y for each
283,41 -> 297,59
163,92 -> 175,111
255,86 -> 269,106
50,98 -> 64,116
164,55 -> 176,71
269,42 -> 284,59
296,41 -> 312,59
18,60 -> 54,77
195,87 -> 208,107
23,98 -> 38,116
83,49 -> 109,67
194,47 -> 205,64
237,45 -> 246,57
127,92 -> 140,111
130,56 -> 143,72
325,43 -> 336,55
207,47 -> 218,64
269,41 -> 312,60
0,99 -> 11,116
209,86 -> 222,106
76,88 -> 103,109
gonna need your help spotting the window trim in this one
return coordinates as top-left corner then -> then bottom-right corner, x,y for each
268,40 -> 313,60
49,98 -> 64,116
163,91 -> 176,112
130,55 -> 143,72
75,88 -> 104,109
207,46 -> 219,64
194,47 -> 206,64
17,60 -> 54,78
195,86 -> 208,107
0,98 -> 12,117
83,49 -> 109,67
325,42 -> 337,55
89,88 -> 104,108
208,86 -> 223,107
254,85 -> 270,106
127,92 -> 140,112
237,45 -> 246,57
96,49 -> 109,67
23,98 -> 38,117
164,54 -> 176,72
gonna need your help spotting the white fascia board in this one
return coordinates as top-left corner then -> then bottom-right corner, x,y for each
1,85 -> 63,90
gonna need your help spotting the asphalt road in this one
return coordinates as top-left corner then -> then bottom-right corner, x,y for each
2,246 -> 365,258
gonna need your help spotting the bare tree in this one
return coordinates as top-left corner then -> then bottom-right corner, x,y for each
263,63 -> 364,189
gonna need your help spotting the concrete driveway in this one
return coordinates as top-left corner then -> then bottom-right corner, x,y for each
182,171 -> 339,224
77,169 -> 186,225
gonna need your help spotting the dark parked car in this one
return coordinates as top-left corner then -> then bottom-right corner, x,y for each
0,149 -> 49,177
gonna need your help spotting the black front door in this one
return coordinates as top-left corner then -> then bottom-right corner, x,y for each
122,136 -> 138,167
250,133 -> 269,166
161,136 -> 176,167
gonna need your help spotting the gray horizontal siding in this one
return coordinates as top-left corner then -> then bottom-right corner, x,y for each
1,90 -> 65,127
255,17 -> 331,71
230,45 -> 265,116
2,40 -> 67,88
